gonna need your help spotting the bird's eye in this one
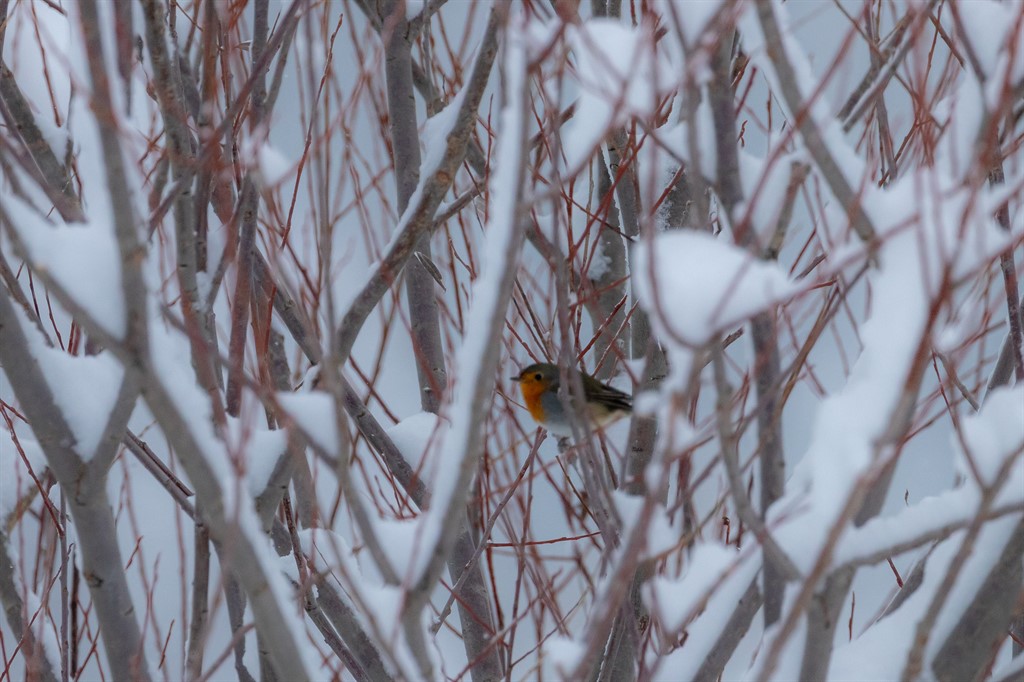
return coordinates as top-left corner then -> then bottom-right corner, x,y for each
534,372 -> 543,381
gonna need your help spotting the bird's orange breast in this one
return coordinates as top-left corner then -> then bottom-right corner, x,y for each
517,378 -> 550,423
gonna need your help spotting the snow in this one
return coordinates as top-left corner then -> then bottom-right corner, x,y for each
561,18 -> 669,172
1,1 -> 1020,679
583,232 -> 612,280
299,527 -> 417,678
146,315 -> 319,678
5,303 -> 126,460
228,416 -> 289,497
277,392 -> 342,454
2,5 -> 74,157
652,103 -> 719,187
239,128 -> 294,189
32,346 -> 126,460
415,18 -> 529,584
632,230 -> 798,346
0,436 -> 47,518
374,516 -> 430,580
956,386 -> 1024,487
738,1 -> 870,211
257,145 -> 294,188
230,488 -> 322,678
332,42 -> 492,320
991,651 -> 1024,682
833,486 -> 980,568
647,545 -> 761,680
386,411 -> 441,463
23,585 -> 65,680
669,0 -> 727,47
405,0 -> 425,21
147,322 -> 233,483
542,635 -> 586,678
933,315 -> 975,355
737,149 -> 808,247
612,491 -> 677,557
385,411 -> 444,482
647,542 -> 745,632
419,65 -> 477,177
2,194 -> 127,338
522,17 -> 562,63
954,0 -> 1023,79
829,515 -> 1023,681
631,390 -> 661,417
763,160 -> 1016,565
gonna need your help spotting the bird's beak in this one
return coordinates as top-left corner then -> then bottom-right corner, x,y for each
509,375 -> 520,382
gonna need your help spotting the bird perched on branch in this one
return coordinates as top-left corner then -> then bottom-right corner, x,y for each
511,362 -> 632,437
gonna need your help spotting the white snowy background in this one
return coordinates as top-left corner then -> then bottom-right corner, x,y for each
1,0 -> 1022,680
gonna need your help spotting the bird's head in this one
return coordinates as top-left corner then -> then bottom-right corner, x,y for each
511,363 -> 559,401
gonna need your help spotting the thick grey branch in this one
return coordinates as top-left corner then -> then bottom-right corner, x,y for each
0,288 -> 151,681
0,62 -> 84,222
0,530 -> 59,682
382,0 -> 449,414
756,2 -> 877,245
333,4 -> 503,365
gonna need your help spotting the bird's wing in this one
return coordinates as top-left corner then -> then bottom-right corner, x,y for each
586,383 -> 632,412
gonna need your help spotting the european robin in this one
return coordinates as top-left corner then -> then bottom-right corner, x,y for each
511,362 -> 632,436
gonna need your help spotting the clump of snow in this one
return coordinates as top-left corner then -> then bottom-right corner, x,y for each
738,2 -> 870,199
833,486 -> 981,568
8,303 -> 127,460
3,195 -> 126,338
771,162 -> 1015,558
670,0 -> 727,47
224,416 -> 289,496
0,437 -> 47,519
299,527 -> 419,678
386,411 -> 442,465
522,16 -> 562,63
405,0 -> 425,20
829,515 -> 1022,681
954,0 -> 1023,80
643,503 -> 684,559
956,386 -> 1024,488
22,586 -> 65,680
561,18 -> 671,171
238,128 -> 293,188
385,411 -> 445,489
374,516 -> 430,580
632,390 -> 661,417
419,70 -> 477,176
991,653 -> 1024,682
646,542 -> 741,632
542,635 -> 586,677
32,347 -> 126,460
933,290 -> 987,352
632,230 -> 798,346
3,5 -> 74,158
650,102 -> 718,192
257,145 -> 294,187
146,313 -> 319,679
737,150 -> 808,247
609,491 -> 677,557
646,543 -> 761,680
277,392 -> 341,454
583,234 -> 612,281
